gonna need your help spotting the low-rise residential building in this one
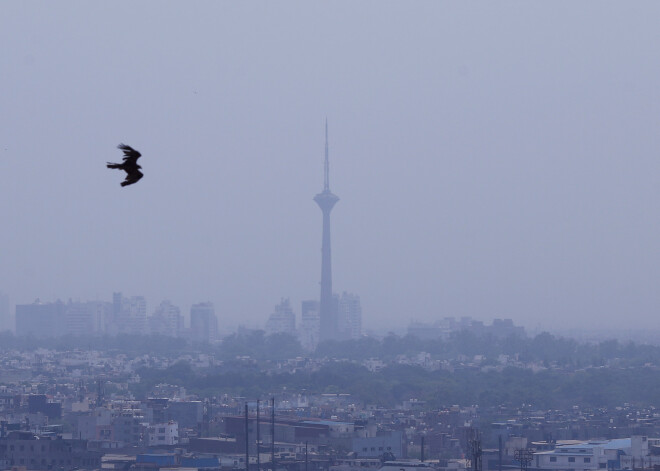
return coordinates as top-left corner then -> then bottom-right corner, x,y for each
534,437 -> 652,471
147,421 -> 178,446
0,431 -> 102,470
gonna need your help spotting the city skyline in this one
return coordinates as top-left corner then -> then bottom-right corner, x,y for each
2,2 -> 660,470
2,3 -> 660,333
10,293 -> 528,343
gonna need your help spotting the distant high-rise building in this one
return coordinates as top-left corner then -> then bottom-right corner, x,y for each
190,302 -> 218,343
88,300 -> 112,334
491,318 -> 525,338
66,300 -> 111,336
265,298 -> 296,336
16,300 -> 66,337
65,301 -> 96,337
0,292 -> 10,332
407,321 -> 451,340
149,300 -> 184,337
17,299 -> 109,337
112,292 -> 122,318
338,292 -> 362,340
299,300 -> 320,351
112,293 -> 147,335
314,121 -> 340,342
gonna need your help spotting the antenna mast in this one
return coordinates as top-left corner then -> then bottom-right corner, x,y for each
324,119 -> 330,191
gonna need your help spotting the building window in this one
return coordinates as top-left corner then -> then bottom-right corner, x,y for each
599,464 -> 606,469
550,457 -> 557,463
568,457 -> 575,463
584,458 -> 591,463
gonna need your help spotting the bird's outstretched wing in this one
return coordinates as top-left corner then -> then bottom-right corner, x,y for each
121,169 -> 144,187
117,143 -> 141,163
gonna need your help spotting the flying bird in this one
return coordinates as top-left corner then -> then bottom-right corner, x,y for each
107,144 -> 144,187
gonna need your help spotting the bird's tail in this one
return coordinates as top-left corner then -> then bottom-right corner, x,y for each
106,162 -> 122,169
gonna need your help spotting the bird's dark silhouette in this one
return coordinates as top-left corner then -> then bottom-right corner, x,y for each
107,144 -> 144,187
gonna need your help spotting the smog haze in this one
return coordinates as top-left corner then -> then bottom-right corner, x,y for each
2,1 -> 660,332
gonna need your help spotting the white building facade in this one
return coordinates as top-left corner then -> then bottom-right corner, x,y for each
338,292 -> 362,340
534,437 -> 656,471
149,300 -> 183,337
147,421 -> 178,446
299,300 -> 320,351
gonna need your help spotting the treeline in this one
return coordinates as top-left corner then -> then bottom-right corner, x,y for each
5,328 -> 660,409
133,360 -> 660,410
216,330 -> 660,368
314,331 -> 659,367
2,329 -> 660,367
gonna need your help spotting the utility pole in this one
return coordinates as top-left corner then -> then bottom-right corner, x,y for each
271,397 -> 275,471
514,449 -> 533,471
245,404 -> 249,471
96,377 -> 105,407
257,400 -> 261,471
421,436 -> 425,462
468,429 -> 482,471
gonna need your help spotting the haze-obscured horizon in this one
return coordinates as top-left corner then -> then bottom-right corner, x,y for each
2,1 -> 660,333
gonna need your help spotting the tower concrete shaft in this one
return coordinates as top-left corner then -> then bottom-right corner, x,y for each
314,121 -> 339,342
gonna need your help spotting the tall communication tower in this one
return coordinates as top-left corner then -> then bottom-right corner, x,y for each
314,120 -> 339,342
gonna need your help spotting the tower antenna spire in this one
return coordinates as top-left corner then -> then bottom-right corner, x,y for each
324,118 -> 330,191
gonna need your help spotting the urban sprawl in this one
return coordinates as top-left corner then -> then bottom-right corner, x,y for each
1,296 -> 660,471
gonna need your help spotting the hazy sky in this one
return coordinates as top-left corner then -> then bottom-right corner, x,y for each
2,2 -> 660,333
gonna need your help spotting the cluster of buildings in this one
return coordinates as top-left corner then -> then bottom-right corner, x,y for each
0,323 -> 660,471
13,295 -> 219,344
265,294 -> 362,350
2,368 -> 660,471
9,290 -> 362,352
